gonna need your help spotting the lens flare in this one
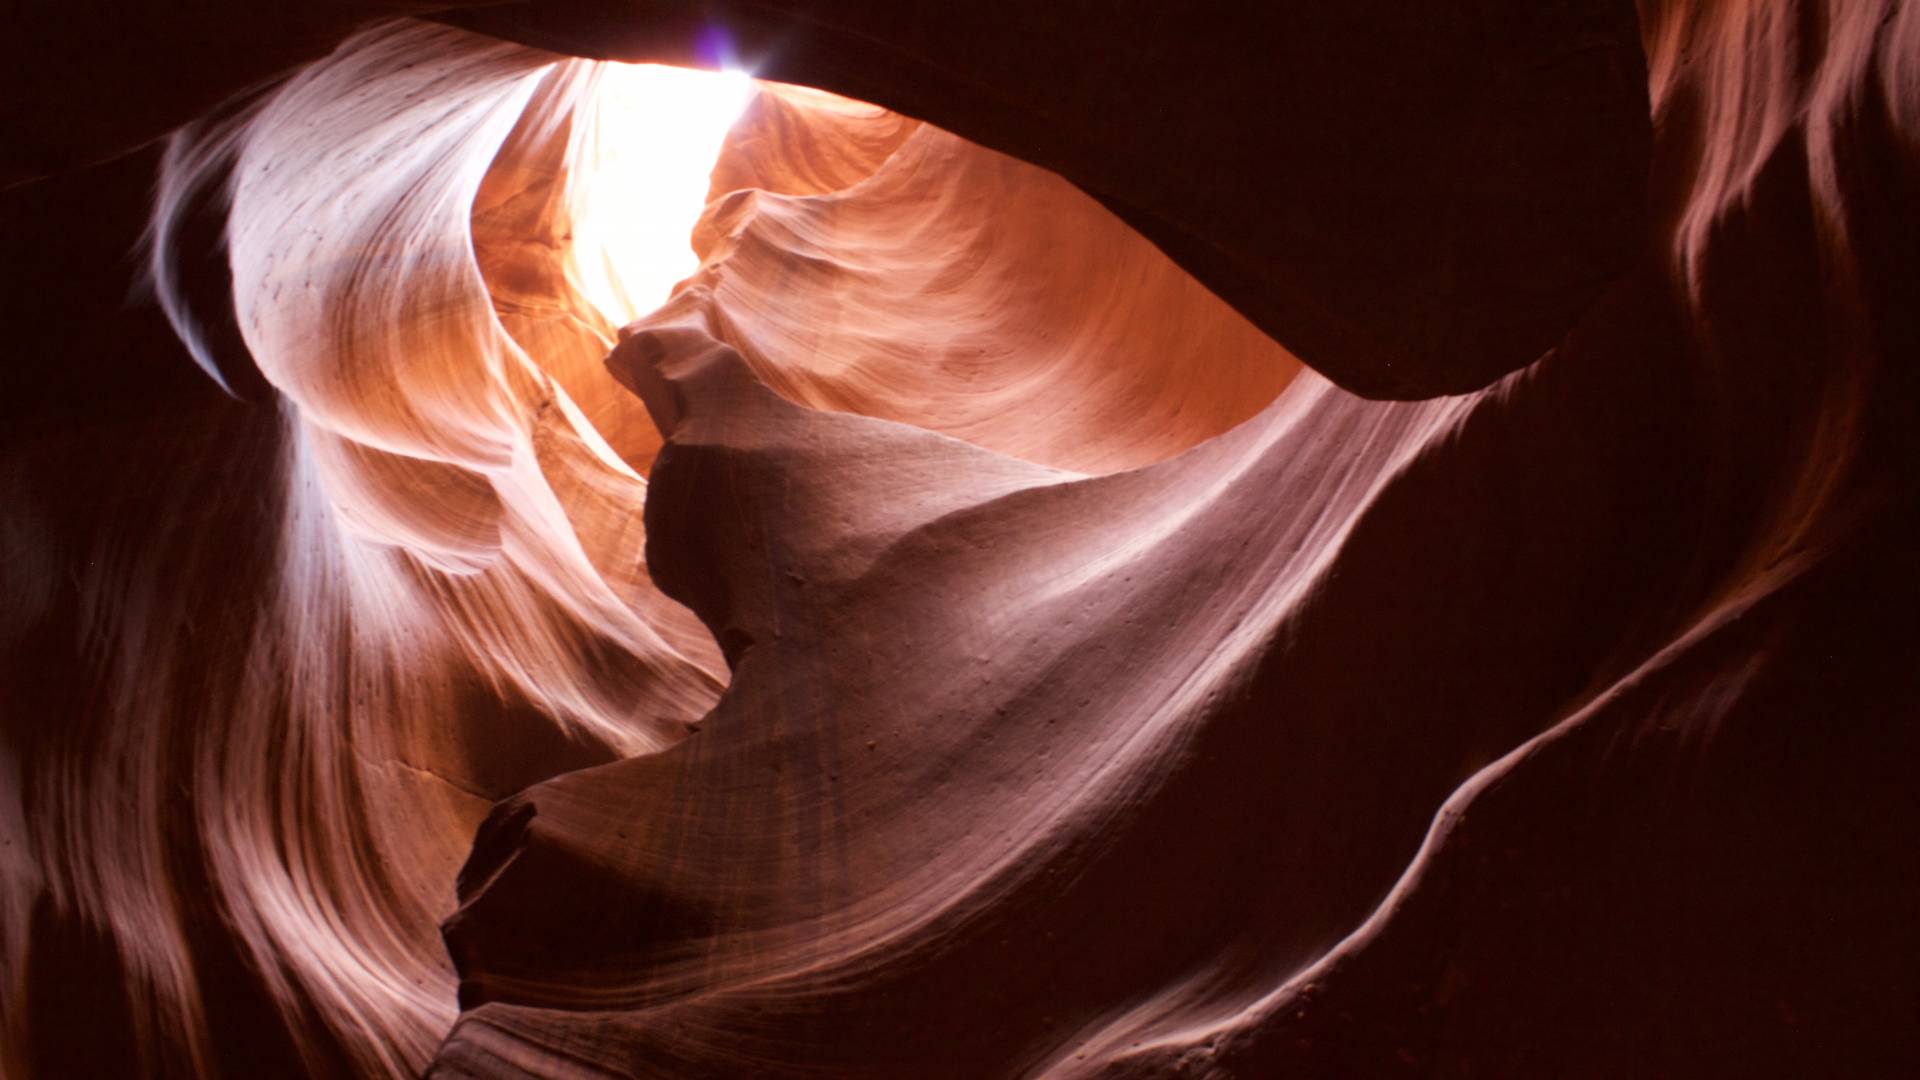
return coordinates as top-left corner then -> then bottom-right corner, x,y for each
568,64 -> 752,326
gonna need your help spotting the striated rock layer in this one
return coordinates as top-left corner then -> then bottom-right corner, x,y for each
4,2 -> 1919,1077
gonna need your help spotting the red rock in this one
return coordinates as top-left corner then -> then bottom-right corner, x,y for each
3,4 -> 1916,1077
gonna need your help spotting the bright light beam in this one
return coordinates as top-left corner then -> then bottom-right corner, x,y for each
568,64 -> 753,327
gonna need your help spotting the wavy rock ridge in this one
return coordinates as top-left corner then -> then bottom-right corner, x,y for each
4,2 -> 1918,1077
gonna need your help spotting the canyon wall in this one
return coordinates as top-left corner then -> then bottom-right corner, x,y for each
3,2 -> 1917,1076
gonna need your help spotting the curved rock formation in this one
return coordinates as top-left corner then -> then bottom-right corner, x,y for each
4,2 -> 1918,1077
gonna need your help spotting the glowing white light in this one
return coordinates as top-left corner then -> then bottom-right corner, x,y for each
568,64 -> 753,327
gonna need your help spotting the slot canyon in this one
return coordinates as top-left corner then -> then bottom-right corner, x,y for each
3,2 -> 1917,1076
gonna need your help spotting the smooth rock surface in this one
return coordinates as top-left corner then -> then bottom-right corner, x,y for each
3,3 -> 1917,1077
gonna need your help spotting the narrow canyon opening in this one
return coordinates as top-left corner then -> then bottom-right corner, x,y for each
553,63 -> 752,328
6,4 -> 1917,1078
